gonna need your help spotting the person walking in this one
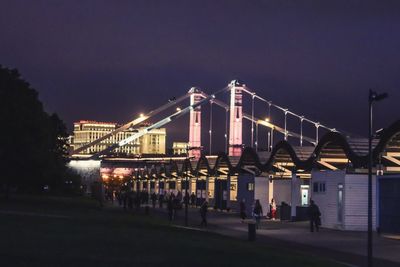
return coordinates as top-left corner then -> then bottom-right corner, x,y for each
151,192 -> 157,208
270,198 -> 277,220
121,190 -> 127,210
176,191 -> 182,202
240,198 -> 247,222
127,191 -> 133,210
190,192 -> 196,207
135,192 -> 141,210
253,199 -> 263,229
200,201 -> 208,227
173,195 -> 180,220
167,196 -> 174,222
159,193 -> 164,208
308,199 -> 321,232
183,191 -> 189,207
117,190 -> 123,206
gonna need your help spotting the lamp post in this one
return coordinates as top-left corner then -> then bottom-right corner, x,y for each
184,146 -> 195,227
367,90 -> 387,267
184,144 -> 190,226
184,160 -> 189,226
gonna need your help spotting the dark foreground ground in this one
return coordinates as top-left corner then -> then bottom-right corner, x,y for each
0,195 -> 345,267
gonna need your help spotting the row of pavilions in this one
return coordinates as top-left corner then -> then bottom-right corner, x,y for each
70,120 -> 400,234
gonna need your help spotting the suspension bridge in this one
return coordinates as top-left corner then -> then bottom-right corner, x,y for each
71,80 -> 336,159
68,79 -> 400,234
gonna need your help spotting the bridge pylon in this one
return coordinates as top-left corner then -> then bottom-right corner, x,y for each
228,80 -> 244,156
188,87 -> 202,159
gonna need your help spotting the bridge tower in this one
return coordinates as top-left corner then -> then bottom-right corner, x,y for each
228,80 -> 244,156
188,87 -> 202,159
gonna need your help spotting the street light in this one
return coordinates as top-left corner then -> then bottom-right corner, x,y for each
367,89 -> 388,267
184,145 -> 195,227
184,160 -> 189,226
184,145 -> 190,226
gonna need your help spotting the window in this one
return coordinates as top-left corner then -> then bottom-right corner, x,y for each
230,183 -> 236,191
247,183 -> 255,191
313,181 -> 326,194
319,182 -> 326,192
337,183 -> 343,222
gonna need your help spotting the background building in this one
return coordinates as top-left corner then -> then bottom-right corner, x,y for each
172,142 -> 188,155
71,120 -> 166,156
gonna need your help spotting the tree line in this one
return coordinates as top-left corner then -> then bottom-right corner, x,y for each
0,65 -> 80,196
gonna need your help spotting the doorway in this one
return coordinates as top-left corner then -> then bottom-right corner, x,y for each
337,183 -> 343,224
301,185 -> 309,206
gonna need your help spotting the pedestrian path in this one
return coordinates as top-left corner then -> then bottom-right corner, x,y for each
110,203 -> 400,267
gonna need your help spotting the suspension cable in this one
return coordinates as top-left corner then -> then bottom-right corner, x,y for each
300,117 -> 304,147
251,94 -> 255,148
225,108 -> 228,154
270,128 -> 274,151
267,131 -> 271,152
241,86 -> 335,132
284,110 -> 288,141
268,102 -> 272,151
255,123 -> 259,152
209,101 -> 213,155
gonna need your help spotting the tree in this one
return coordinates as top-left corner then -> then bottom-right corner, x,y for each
0,65 -> 78,195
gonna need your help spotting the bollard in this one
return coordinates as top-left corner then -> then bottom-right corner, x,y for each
248,222 -> 256,241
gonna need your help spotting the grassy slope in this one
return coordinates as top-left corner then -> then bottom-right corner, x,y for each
0,196 -> 344,267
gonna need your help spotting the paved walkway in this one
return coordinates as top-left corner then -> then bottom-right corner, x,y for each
115,204 -> 400,267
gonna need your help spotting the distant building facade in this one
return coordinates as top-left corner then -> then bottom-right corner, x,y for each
71,120 -> 166,156
172,142 -> 188,155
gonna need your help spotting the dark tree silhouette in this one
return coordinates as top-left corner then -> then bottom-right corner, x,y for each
0,65 -> 78,195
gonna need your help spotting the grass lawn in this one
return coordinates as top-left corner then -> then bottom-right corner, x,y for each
0,195 -> 345,267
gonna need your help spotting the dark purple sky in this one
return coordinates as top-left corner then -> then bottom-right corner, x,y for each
1,1 -> 399,151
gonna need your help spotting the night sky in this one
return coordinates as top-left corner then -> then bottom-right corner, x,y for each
1,1 -> 399,151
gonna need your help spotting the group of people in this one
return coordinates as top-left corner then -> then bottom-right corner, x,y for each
165,191 -> 183,221
239,198 -> 278,228
240,198 -> 321,232
106,188 -> 198,211
106,187 -> 209,226
156,191 -> 197,209
104,189 -> 152,210
106,187 -> 321,232
164,191 -> 208,227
